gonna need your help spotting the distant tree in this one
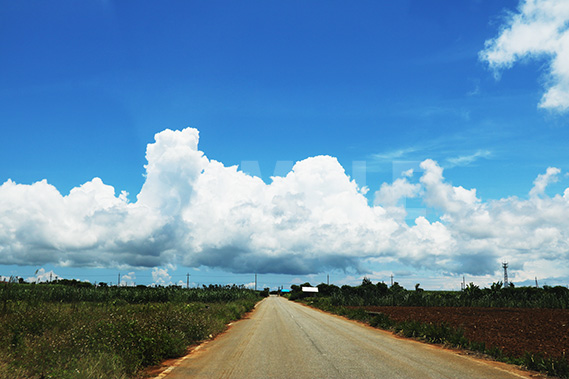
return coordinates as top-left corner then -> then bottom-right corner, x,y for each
317,283 -> 339,296
490,281 -> 503,292
77,281 -> 93,288
462,283 -> 482,305
376,282 -> 389,295
464,282 -> 480,293
390,282 -> 404,293
410,283 -> 425,306
289,283 -> 313,300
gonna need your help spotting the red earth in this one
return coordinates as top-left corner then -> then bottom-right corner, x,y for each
358,306 -> 569,359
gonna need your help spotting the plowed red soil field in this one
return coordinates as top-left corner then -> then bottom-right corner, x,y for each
359,306 -> 569,359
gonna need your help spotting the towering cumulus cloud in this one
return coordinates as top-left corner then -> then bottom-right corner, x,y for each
1,127 -> 568,280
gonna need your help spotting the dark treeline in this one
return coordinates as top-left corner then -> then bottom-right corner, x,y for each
289,278 -> 569,308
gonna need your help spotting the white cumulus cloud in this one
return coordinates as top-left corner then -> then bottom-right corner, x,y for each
152,267 -> 172,286
480,0 -> 569,111
374,177 -> 421,207
26,268 -> 61,283
1,127 -> 568,283
121,271 -> 136,286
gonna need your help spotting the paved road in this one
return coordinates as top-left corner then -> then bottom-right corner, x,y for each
163,296 -> 531,379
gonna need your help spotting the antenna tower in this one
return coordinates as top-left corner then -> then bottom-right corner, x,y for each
502,262 -> 509,288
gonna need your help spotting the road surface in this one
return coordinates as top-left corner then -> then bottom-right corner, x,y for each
162,296 -> 532,379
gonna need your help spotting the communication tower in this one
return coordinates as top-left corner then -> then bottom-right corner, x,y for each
502,262 -> 509,288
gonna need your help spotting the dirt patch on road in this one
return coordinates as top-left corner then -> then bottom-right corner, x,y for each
357,306 -> 569,359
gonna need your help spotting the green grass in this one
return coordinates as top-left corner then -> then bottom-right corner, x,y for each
0,282 -> 262,378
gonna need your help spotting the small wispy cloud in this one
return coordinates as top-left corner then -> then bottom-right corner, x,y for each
446,150 -> 492,168
467,79 -> 481,96
415,106 -> 471,122
371,147 -> 420,161
369,136 -> 487,172
402,169 -> 414,178
367,147 -> 424,173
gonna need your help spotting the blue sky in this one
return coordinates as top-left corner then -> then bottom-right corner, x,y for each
1,0 -> 569,290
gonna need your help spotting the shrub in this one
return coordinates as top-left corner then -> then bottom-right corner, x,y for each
522,352 -> 569,378
369,313 -> 393,329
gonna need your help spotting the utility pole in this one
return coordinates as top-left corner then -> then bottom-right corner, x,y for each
502,262 -> 509,288
187,273 -> 190,289
535,276 -> 539,288
327,274 -> 329,285
255,273 -> 257,291
462,276 -> 465,290
118,273 -> 121,287
50,273 -> 52,282
390,274 -> 394,287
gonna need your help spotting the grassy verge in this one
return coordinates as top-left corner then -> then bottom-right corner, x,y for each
0,299 -> 258,378
299,297 -> 569,379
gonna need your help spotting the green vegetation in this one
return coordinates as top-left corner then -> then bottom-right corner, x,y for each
289,279 -> 569,308
2,279 -> 260,305
0,279 -> 263,378
293,278 -> 569,379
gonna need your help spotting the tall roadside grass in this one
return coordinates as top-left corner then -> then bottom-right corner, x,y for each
0,282 -> 262,378
1,281 -> 259,305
